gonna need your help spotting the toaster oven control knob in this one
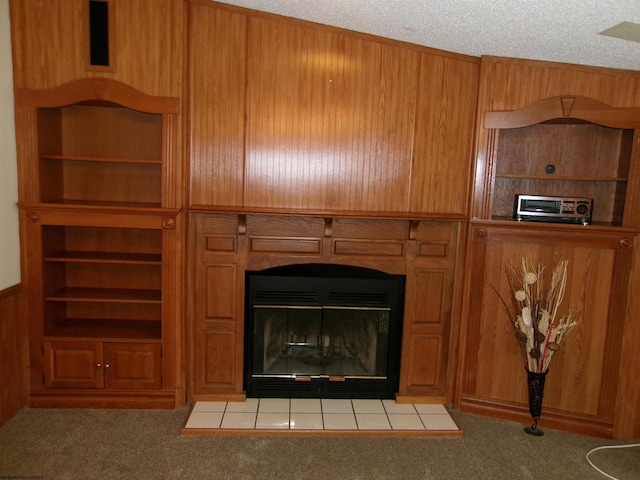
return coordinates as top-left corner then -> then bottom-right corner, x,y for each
576,204 -> 589,215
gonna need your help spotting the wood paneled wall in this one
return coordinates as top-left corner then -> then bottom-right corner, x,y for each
188,0 -> 479,216
460,56 -> 640,438
9,0 -> 186,97
472,57 -> 640,221
478,56 -> 640,111
0,285 -> 28,426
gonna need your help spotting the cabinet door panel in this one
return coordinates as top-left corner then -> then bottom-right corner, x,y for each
206,265 -> 237,320
104,343 -> 161,390
44,341 -> 103,389
406,335 -> 442,388
201,332 -> 236,388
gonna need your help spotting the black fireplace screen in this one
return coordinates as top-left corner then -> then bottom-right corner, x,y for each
245,264 -> 404,399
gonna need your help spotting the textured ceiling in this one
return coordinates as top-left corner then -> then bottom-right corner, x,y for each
213,0 -> 640,71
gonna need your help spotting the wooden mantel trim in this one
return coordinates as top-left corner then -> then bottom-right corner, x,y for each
187,206 -> 469,223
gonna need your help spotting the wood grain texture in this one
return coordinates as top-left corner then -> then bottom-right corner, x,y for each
10,0 -> 185,97
0,286 -> 28,426
190,213 -> 462,399
458,223 -> 631,424
188,2 -> 246,207
479,57 -> 640,112
187,1 -> 479,216
472,57 -> 640,223
410,53 -> 479,215
244,17 -> 418,212
614,238 -> 640,437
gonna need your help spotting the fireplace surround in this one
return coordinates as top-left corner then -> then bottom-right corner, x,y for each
244,264 -> 405,399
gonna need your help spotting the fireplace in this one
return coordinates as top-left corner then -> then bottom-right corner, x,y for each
244,264 -> 405,399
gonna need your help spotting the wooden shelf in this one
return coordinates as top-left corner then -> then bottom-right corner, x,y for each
42,199 -> 163,209
45,251 -> 162,265
40,154 -> 162,165
45,319 -> 162,341
46,287 -> 161,304
495,174 -> 627,182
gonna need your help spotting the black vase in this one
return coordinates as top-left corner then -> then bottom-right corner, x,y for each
524,369 -> 547,436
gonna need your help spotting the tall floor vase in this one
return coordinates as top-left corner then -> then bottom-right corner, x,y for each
524,369 -> 547,436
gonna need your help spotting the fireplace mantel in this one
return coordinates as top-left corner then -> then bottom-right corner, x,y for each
188,212 -> 465,404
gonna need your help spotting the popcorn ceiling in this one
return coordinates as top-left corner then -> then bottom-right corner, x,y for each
213,0 -> 640,71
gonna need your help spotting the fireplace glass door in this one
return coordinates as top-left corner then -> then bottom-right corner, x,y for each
254,306 -> 390,378
245,264 -> 404,399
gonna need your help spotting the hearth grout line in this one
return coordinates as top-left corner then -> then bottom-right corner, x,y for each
185,399 -> 461,432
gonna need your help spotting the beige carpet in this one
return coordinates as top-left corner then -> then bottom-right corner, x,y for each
0,406 -> 639,479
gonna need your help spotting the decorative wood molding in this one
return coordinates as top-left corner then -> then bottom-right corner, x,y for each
485,95 -> 640,129
0,284 -> 22,301
14,78 -> 179,114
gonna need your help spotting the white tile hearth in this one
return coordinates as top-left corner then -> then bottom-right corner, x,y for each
182,399 -> 462,436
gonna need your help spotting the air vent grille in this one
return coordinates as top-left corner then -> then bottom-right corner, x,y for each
327,291 -> 390,306
254,291 -> 319,304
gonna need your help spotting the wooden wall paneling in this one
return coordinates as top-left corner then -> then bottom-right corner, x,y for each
20,211 -> 46,391
410,53 -> 479,215
472,57 -> 640,221
613,240 -> 640,438
244,16 -> 419,213
479,56 -> 640,112
191,213 -> 245,396
398,221 -> 458,398
161,213 -> 185,404
457,224 -> 632,435
0,286 -> 28,426
9,0 -> 85,89
14,107 -> 40,205
9,0 -> 186,97
188,1 -> 246,208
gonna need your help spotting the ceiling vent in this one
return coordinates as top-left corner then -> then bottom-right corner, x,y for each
599,21 -> 640,44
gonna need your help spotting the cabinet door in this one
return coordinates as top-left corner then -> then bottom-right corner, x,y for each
104,343 -> 161,390
44,341 -> 104,389
194,264 -> 239,392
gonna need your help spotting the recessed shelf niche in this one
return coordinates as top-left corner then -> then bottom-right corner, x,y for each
37,104 -> 163,207
41,225 -> 163,340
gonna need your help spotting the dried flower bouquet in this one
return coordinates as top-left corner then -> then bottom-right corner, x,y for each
504,258 -> 578,373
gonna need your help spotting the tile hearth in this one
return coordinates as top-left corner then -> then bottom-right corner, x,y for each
181,399 -> 462,437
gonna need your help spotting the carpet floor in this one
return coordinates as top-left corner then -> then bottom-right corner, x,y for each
0,406 -> 638,480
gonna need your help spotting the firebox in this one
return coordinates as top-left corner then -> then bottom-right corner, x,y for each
244,264 -> 405,399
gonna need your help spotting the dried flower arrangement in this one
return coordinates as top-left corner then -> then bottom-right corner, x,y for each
502,258 -> 579,373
